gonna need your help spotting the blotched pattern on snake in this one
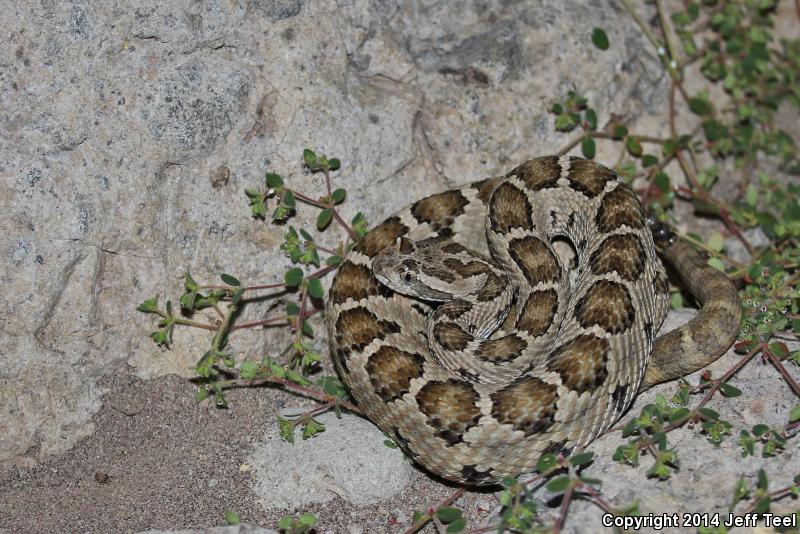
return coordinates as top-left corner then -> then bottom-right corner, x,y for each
325,156 -> 741,485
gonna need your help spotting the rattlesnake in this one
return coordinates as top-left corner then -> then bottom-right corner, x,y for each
325,156 -> 741,485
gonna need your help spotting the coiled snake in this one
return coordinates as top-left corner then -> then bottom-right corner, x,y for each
325,156 -> 741,485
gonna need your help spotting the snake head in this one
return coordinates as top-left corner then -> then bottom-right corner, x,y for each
372,237 -> 488,301
647,217 -> 677,252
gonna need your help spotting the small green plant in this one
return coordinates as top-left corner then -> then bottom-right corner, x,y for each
137,1 -> 800,531
276,512 -> 317,534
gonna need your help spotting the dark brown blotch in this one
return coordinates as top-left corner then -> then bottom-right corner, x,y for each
420,263 -> 456,283
546,335 -> 609,393
510,156 -> 561,191
611,383 -> 629,415
543,439 -> 571,456
491,376 -> 558,436
329,260 -> 385,304
489,182 -> 531,234
443,258 -> 492,277
567,157 -> 618,197
516,288 -> 558,336
354,216 -> 409,257
366,346 -> 425,402
475,271 -> 506,301
441,242 -> 468,254
476,334 -> 527,363
411,190 -> 469,230
335,307 -> 401,351
471,176 -> 503,203
508,236 -> 561,284
433,322 -> 472,351
575,280 -> 635,334
461,464 -> 494,484
653,270 -> 670,296
438,299 -> 473,320
391,427 -> 419,459
595,185 -> 646,233
417,380 -> 482,445
589,234 -> 646,281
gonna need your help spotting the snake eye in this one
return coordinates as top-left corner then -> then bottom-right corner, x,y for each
402,271 -> 415,283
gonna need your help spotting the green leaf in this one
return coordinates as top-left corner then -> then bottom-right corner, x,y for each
435,507 -> 463,523
757,468 -> 768,490
568,452 -> 594,467
591,27 -> 610,50
284,268 -> 304,287
302,418 -> 325,439
307,278 -> 325,299
745,185 -> 759,206
789,405 -> 800,423
446,518 -> 466,533
536,453 -> 558,473
326,255 -> 343,266
545,475 -> 571,493
299,512 -> 317,526
277,417 -> 295,443
240,360 -> 259,379
265,172 -> 284,188
286,302 -> 301,315
328,158 -> 341,170
707,257 -> 726,272
581,136 -> 596,159
250,198 -> 266,219
282,189 -> 296,208
136,295 -> 158,314
612,124 -> 628,139
718,382 -> 742,397
699,407 -> 719,420
184,272 -> 200,292
317,208 -> 333,230
625,136 -> 643,157
332,188 -> 346,204
230,288 -> 244,307
555,113 -> 578,131
688,97 -> 711,115
221,273 -> 241,286
642,154 -> 658,167
224,510 -> 240,525
301,319 -> 314,337
706,232 -> 725,252
584,109 -> 597,130
303,148 -> 318,169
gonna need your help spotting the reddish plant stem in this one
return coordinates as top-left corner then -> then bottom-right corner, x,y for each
226,375 -> 361,414
761,342 -> 800,398
553,484 -> 575,534
402,488 -> 466,534
290,188 -> 358,241
201,264 -> 338,291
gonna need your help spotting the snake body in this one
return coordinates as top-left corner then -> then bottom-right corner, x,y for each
325,156 -> 741,485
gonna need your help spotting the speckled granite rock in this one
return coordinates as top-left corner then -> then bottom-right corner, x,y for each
248,411 -> 412,510
0,0 -> 664,467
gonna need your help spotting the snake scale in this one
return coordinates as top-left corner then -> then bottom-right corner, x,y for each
325,156 -> 741,485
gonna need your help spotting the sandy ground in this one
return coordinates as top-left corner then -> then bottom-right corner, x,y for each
0,368 -> 499,533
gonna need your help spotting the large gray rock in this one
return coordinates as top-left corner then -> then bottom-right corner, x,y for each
248,411 -> 412,510
0,0 -> 664,467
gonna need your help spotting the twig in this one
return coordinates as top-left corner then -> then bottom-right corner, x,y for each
402,488 -> 466,534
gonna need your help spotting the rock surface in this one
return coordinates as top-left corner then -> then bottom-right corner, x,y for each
1,0 -> 661,467
1,0 -> 797,532
248,411 -> 412,510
